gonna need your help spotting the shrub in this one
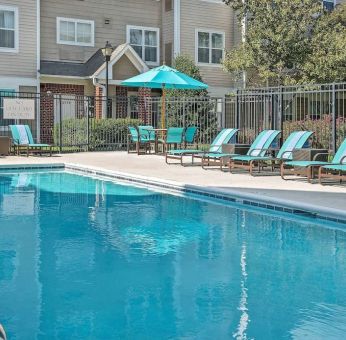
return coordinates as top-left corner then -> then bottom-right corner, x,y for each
54,118 -> 142,150
283,114 -> 346,150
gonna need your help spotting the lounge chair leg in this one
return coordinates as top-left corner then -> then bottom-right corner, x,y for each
280,163 -> 286,180
250,161 -> 254,176
318,166 -> 323,185
307,167 -> 312,183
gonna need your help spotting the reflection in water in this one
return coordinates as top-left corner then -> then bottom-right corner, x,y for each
0,171 -> 346,339
233,211 -> 250,340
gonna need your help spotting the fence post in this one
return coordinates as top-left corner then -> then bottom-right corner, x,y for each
279,87 -> 284,145
235,90 -> 240,130
86,96 -> 90,152
331,83 -> 337,153
59,94 -> 62,154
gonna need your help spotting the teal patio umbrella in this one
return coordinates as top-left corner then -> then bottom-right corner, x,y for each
121,65 -> 208,129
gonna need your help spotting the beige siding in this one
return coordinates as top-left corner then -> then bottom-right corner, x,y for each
180,0 -> 240,89
162,2 -> 174,65
113,55 -> 139,80
0,0 -> 37,80
41,0 -> 162,63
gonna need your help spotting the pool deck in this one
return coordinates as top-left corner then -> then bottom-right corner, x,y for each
1,152 -> 345,218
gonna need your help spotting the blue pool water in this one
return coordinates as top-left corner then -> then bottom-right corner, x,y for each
0,171 -> 346,339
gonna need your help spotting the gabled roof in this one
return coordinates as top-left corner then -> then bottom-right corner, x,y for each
92,43 -> 149,79
40,49 -> 104,78
40,43 -> 148,79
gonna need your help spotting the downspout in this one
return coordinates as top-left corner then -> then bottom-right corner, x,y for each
92,77 -> 107,119
36,0 -> 41,141
173,0 -> 181,58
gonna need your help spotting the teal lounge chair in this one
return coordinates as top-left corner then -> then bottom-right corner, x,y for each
127,126 -> 152,155
281,137 -> 346,183
165,128 -> 238,166
319,164 -> 346,184
184,126 -> 198,148
10,125 -> 52,156
202,129 -> 281,170
229,131 -> 313,176
162,127 -> 185,153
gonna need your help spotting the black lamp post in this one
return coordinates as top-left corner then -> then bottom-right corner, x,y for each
101,41 -> 113,118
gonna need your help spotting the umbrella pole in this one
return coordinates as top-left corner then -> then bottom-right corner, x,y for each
161,86 -> 166,130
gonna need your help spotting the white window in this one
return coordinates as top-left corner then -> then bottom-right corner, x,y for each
127,25 -> 160,66
0,5 -> 18,52
196,30 -> 225,66
323,0 -> 336,10
57,17 -> 94,46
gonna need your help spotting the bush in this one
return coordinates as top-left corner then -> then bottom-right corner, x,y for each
283,114 -> 346,149
54,118 -> 142,150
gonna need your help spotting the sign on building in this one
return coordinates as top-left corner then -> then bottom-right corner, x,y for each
3,98 -> 35,120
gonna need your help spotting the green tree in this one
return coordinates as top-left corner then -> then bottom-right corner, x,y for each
166,55 -> 208,97
302,4 -> 346,83
223,0 -> 346,86
166,55 -> 217,144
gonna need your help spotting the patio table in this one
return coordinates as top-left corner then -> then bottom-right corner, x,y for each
143,128 -> 167,154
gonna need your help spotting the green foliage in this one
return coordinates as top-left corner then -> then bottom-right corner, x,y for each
165,55 -> 217,144
166,55 -> 208,98
283,115 -> 346,149
302,5 -> 346,83
54,118 -> 141,150
223,0 -> 346,86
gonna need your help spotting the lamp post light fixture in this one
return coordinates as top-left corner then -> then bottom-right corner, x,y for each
101,41 -> 113,118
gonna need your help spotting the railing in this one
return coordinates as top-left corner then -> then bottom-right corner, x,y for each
224,83 -> 346,151
0,82 -> 345,152
0,92 -> 222,152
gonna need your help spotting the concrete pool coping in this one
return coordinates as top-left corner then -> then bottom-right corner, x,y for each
0,160 -> 345,224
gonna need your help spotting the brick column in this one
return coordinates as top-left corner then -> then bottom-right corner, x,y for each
115,86 -> 128,118
94,86 -> 103,119
138,87 -> 152,125
40,83 -> 84,143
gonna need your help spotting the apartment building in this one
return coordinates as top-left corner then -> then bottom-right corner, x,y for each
38,0 -> 239,100
0,0 -> 343,101
0,0 -> 39,93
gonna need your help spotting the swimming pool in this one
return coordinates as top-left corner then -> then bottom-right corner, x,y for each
1,170 -> 346,339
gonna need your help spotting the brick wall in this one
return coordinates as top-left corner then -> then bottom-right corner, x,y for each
94,86 -> 103,119
138,87 -> 152,124
40,83 -> 84,143
115,86 -> 128,118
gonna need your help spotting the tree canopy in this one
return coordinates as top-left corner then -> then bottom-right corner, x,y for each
222,0 -> 346,86
166,55 -> 208,97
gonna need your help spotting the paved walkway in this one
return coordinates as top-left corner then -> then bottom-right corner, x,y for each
1,152 -> 345,213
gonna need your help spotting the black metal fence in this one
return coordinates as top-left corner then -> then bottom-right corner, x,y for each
0,82 -> 345,153
224,83 -> 346,152
0,92 -> 222,152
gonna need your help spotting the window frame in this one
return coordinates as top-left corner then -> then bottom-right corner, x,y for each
195,29 -> 225,67
0,5 -> 19,53
322,0 -> 336,10
126,25 -> 160,66
56,17 -> 95,47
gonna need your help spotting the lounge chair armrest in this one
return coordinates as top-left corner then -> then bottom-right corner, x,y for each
340,155 -> 346,164
248,148 -> 270,156
312,152 -> 329,161
280,150 -> 293,159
